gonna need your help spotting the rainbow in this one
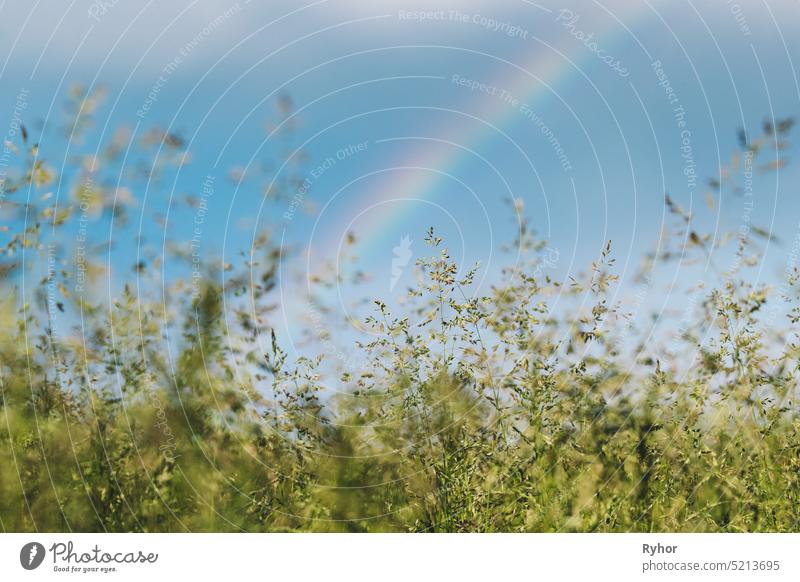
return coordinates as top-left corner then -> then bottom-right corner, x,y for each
310,3 -> 651,261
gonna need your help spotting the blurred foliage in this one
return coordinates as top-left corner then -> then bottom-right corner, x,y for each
0,89 -> 798,532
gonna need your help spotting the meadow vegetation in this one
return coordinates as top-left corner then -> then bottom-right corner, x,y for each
1,90 -> 798,532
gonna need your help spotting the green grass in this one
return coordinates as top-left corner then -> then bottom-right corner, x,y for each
0,91 -> 798,532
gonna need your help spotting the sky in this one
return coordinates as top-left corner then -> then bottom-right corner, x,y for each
2,0 -> 800,366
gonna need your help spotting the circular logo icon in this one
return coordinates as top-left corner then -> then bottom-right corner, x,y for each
20,542 -> 46,570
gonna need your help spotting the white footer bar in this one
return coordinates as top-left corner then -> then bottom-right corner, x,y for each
1,533 -> 798,581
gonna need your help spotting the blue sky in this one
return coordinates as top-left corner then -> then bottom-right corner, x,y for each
2,0 -> 800,364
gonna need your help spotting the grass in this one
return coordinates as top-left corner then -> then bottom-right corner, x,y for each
0,89 -> 798,532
